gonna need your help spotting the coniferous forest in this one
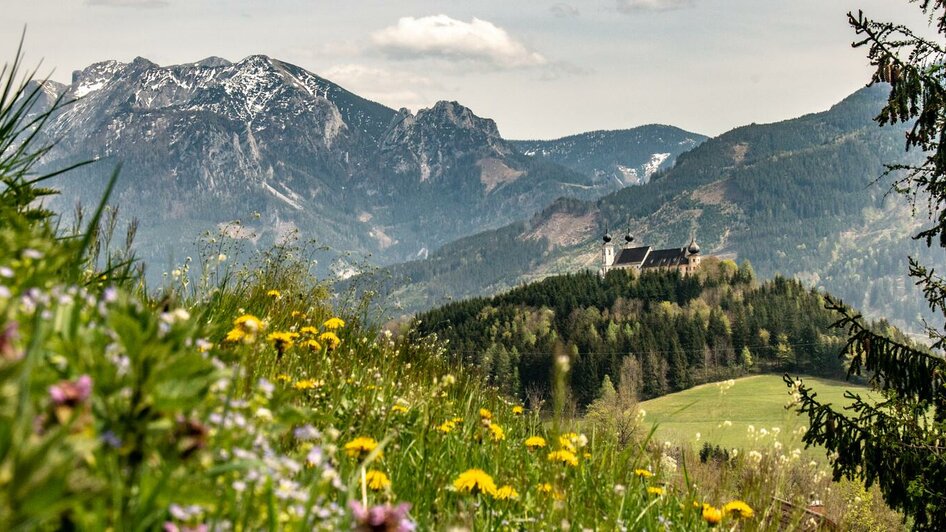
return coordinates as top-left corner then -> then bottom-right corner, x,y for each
413,258 -> 905,407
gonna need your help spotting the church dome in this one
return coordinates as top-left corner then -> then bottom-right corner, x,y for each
688,238 -> 700,255
603,233 -> 612,244
624,233 -> 634,244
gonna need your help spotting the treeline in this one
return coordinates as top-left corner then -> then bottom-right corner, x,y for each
412,258 -> 893,408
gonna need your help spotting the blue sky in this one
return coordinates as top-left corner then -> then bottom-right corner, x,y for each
3,0 -> 933,139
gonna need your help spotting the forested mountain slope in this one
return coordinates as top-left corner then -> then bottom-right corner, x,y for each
375,85 -> 942,333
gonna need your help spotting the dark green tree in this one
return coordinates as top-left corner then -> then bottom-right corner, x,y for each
787,3 -> 946,529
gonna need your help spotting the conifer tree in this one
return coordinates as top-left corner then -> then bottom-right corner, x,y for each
787,3 -> 946,528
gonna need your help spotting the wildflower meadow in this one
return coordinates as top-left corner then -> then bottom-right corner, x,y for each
0,46 -> 901,531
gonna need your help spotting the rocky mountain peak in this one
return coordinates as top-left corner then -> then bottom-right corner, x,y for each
130,56 -> 157,68
193,56 -> 233,68
71,60 -> 125,87
420,100 -> 502,138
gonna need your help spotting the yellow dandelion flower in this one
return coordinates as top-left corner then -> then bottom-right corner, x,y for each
226,314 -> 264,342
290,310 -> 305,318
363,470 -> 391,491
488,423 -> 505,442
537,483 -> 553,494
479,408 -> 492,420
493,485 -> 519,500
319,331 -> 341,350
547,449 -> 579,467
234,314 -> 263,330
722,500 -> 754,519
512,405 -> 524,415
323,317 -> 345,330
702,505 -> 723,526
559,435 -> 577,453
647,486 -> 665,496
344,437 -> 380,459
452,469 -> 497,496
266,289 -> 281,298
391,404 -> 409,414
267,332 -> 296,358
436,420 -> 457,433
225,328 -> 246,343
275,374 -> 292,383
524,436 -> 547,450
303,339 -> 322,351
300,326 -> 319,335
293,379 -> 322,391
634,469 -> 653,478
267,331 -> 297,350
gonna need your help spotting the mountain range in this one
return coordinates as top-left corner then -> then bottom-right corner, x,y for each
24,55 -> 703,272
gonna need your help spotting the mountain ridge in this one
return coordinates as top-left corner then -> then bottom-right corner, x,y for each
26,54 -> 703,274
512,124 -> 707,187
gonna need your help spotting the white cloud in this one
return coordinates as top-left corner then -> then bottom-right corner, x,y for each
550,3 -> 580,17
86,0 -> 168,7
371,15 -> 546,69
322,64 -> 442,110
616,0 -> 695,13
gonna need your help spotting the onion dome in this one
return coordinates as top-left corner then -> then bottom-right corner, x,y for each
624,233 -> 634,244
687,237 -> 700,255
603,233 -> 612,244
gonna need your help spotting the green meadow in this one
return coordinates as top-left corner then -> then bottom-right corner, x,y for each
640,375 -> 871,455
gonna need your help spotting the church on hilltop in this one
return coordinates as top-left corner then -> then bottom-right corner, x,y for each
600,230 -> 703,276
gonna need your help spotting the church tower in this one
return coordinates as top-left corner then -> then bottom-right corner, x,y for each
685,236 -> 701,274
602,232 -> 615,272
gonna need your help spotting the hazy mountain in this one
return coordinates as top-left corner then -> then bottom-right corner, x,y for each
512,125 -> 707,187
370,85 -> 942,333
24,55 -> 702,274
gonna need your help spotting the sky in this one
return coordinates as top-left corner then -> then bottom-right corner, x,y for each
1,0 -> 935,140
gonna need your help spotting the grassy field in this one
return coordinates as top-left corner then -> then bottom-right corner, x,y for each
640,374 -> 871,456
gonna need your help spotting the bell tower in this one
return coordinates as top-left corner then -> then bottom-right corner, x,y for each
602,232 -> 615,272
686,236 -> 701,273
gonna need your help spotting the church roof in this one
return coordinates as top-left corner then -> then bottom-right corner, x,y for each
613,246 -> 651,266
641,247 -> 689,268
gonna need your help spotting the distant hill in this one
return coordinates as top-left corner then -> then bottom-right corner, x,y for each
512,125 -> 707,187
412,261 -> 907,408
371,85 -> 943,332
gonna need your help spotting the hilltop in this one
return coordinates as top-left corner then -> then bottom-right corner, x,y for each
412,258 -> 908,407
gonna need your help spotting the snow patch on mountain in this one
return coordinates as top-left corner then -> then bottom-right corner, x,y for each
74,81 -> 106,98
616,164 -> 639,185
643,152 -> 670,179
